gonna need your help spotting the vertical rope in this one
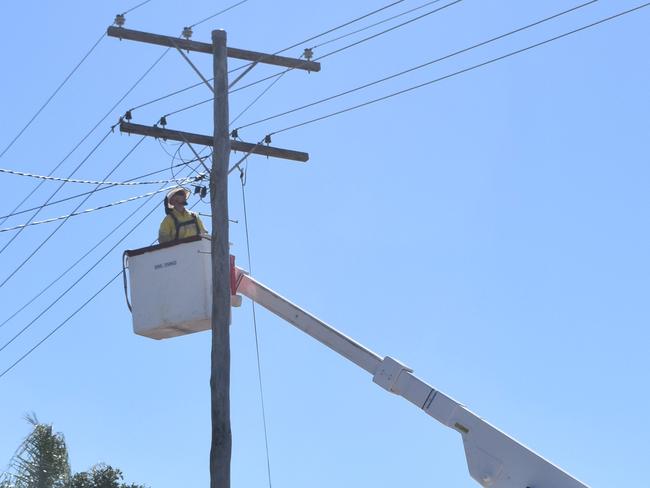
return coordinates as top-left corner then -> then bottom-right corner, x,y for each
239,165 -> 273,488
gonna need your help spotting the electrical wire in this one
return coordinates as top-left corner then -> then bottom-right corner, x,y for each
0,166 -> 202,186
0,47 -> 171,229
0,270 -> 122,380
238,165 -> 273,488
0,32 -> 106,162
0,161 -> 205,376
0,137 -> 145,290
189,0 -> 249,28
0,175 -> 188,332
0,156 -> 209,221
121,0 -> 154,15
309,0 -> 444,50
267,2 -> 650,137
0,181 -> 205,233
0,129 -> 115,257
235,0 -> 598,132
316,0 -> 462,61
126,0 -> 408,115
164,0 -> 458,122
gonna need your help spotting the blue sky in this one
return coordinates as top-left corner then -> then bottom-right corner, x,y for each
0,1 -> 648,487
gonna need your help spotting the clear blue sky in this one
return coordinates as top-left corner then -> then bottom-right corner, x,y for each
1,1 -> 648,487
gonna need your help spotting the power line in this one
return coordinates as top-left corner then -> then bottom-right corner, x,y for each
309,0 -> 444,51
164,0 -> 460,122
0,156 -> 209,221
0,168 -> 206,378
267,2 -> 650,137
0,47 -> 171,228
238,166 -> 274,488
0,166 -> 202,187
0,180 -> 205,233
121,0 -> 154,15
126,0 -> 408,115
235,0 -> 598,132
0,32 -> 106,162
0,137 -> 145,290
0,270 -> 121,380
189,0 -> 250,28
0,159 -> 202,348
316,0 -> 462,61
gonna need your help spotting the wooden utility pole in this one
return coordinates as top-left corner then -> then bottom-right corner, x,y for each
210,29 -> 231,488
107,23 -> 318,488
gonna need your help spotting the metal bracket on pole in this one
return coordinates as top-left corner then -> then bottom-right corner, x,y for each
170,39 -> 214,93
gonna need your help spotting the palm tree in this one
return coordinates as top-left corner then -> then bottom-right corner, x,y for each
0,414 -> 70,488
1,416 -> 146,488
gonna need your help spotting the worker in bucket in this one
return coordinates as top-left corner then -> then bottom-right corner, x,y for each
158,186 -> 207,243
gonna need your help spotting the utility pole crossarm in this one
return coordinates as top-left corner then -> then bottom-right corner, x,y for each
119,121 -> 309,163
107,26 -> 320,72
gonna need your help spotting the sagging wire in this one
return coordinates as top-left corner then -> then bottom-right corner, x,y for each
0,180 -> 206,233
0,156 -> 209,222
0,159 -> 205,376
237,161 -> 273,488
265,1 -> 648,138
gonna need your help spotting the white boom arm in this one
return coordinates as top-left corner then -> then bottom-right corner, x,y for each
235,268 -> 589,488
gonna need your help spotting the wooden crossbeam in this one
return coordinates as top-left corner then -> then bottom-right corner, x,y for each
120,121 -> 309,162
107,26 -> 320,72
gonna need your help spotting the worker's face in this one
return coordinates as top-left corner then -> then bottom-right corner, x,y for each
170,192 -> 187,206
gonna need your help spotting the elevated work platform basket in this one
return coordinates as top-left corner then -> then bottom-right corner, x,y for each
124,236 -> 212,339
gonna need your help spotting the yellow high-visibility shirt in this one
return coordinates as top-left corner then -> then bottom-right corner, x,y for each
158,208 -> 207,243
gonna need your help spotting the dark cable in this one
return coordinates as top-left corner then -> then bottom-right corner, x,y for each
189,0 -> 249,28
126,0 -> 408,114
121,0 -> 154,15
0,47 -> 170,228
0,32 -> 106,162
0,137 -> 145,289
239,166 -> 273,488
235,0 -> 598,132
316,0 -> 462,61
0,157 -> 208,221
268,2 -> 650,136
0,161 -> 202,354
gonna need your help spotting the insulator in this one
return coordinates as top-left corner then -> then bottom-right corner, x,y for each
159,116 -> 167,127
114,14 -> 126,27
125,110 -> 132,121
264,134 -> 272,145
230,129 -> 238,139
182,26 -> 193,40
200,186 -> 207,198
303,48 -> 313,60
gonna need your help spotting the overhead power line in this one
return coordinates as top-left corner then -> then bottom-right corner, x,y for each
0,48 -> 171,229
0,179 -> 206,233
0,32 -> 106,162
235,0 -> 598,132
121,0 -> 154,15
267,2 -> 650,137
0,169 -> 206,379
126,0 -> 408,115
0,137 -> 145,290
162,0 -> 462,121
316,0 -> 462,61
0,166 -> 203,186
0,156 -> 209,221
190,0 -> 250,28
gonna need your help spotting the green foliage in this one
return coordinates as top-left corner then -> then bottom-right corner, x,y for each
1,417 -> 146,488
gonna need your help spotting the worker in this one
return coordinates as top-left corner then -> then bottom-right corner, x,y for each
158,187 -> 207,244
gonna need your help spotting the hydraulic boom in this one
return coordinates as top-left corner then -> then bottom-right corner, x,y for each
234,267 -> 589,488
